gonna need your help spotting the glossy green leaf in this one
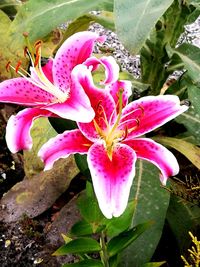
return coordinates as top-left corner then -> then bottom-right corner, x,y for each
141,262 -> 166,267
70,220 -> 93,236
119,160 -> 170,267
62,259 -> 103,267
53,237 -> 101,256
77,185 -> 105,231
107,221 -> 152,257
114,0 -> 174,54
167,43 -> 200,83
176,108 -> 200,145
187,82 -> 200,115
103,200 -> 136,237
152,136 -> 200,170
74,154 -> 90,178
9,0 -> 113,51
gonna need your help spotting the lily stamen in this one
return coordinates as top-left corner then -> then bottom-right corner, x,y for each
121,105 -> 144,121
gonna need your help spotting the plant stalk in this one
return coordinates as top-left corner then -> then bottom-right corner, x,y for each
100,231 -> 110,267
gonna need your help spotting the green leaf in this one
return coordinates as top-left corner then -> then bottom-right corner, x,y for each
77,185 -> 105,231
176,107 -> 200,145
141,262 -> 166,267
70,220 -> 93,237
53,237 -> 101,256
152,136 -> 200,170
24,118 -> 57,177
107,222 -> 152,257
167,43 -> 200,83
62,259 -> 103,267
119,160 -> 170,267
140,0 -> 192,94
103,200 -> 136,237
0,0 -> 21,18
74,154 -> 90,178
114,0 -> 174,54
187,82 -> 200,115
0,10 -> 28,81
9,0 -> 113,50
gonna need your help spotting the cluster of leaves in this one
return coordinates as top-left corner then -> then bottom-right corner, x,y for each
53,182 -> 164,267
1,0 -> 200,266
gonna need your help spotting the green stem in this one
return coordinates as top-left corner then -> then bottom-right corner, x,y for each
100,231 -> 110,267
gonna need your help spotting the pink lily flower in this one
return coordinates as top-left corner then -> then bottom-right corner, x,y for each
38,65 -> 188,219
0,31 -> 119,153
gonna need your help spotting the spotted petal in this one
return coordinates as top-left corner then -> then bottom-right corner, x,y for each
74,64 -> 117,141
83,56 -> 119,84
106,80 -> 132,110
44,68 -> 95,122
0,77 -> 54,106
87,142 -> 136,219
124,138 -> 179,185
53,31 -> 105,92
119,95 -> 189,139
6,108 -> 52,153
38,129 -> 92,171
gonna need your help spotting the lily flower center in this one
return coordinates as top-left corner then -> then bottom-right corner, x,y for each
94,89 -> 126,160
7,40 -> 69,103
94,90 -> 144,160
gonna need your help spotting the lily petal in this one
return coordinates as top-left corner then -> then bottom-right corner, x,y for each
53,31 -> 105,92
124,138 -> 179,185
6,108 -> 52,153
87,142 -> 136,218
38,129 -> 92,170
120,95 -> 189,139
30,58 -> 54,84
0,78 -> 54,105
106,80 -> 132,110
44,73 -> 95,122
84,56 -> 119,84
73,64 -> 117,141
41,58 -> 54,83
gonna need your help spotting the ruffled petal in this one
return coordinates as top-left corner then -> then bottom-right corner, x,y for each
45,65 -> 96,122
38,129 -> 92,170
124,138 -> 179,185
87,142 -> 136,219
73,64 -> 117,141
119,95 -> 189,139
0,78 -> 54,106
106,80 -> 132,110
53,31 -> 105,92
5,108 -> 52,153
84,56 -> 119,84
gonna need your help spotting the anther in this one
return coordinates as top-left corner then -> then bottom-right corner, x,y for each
121,126 -> 128,141
6,61 -> 11,72
24,46 -> 29,58
34,40 -> 42,48
15,61 -> 22,73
